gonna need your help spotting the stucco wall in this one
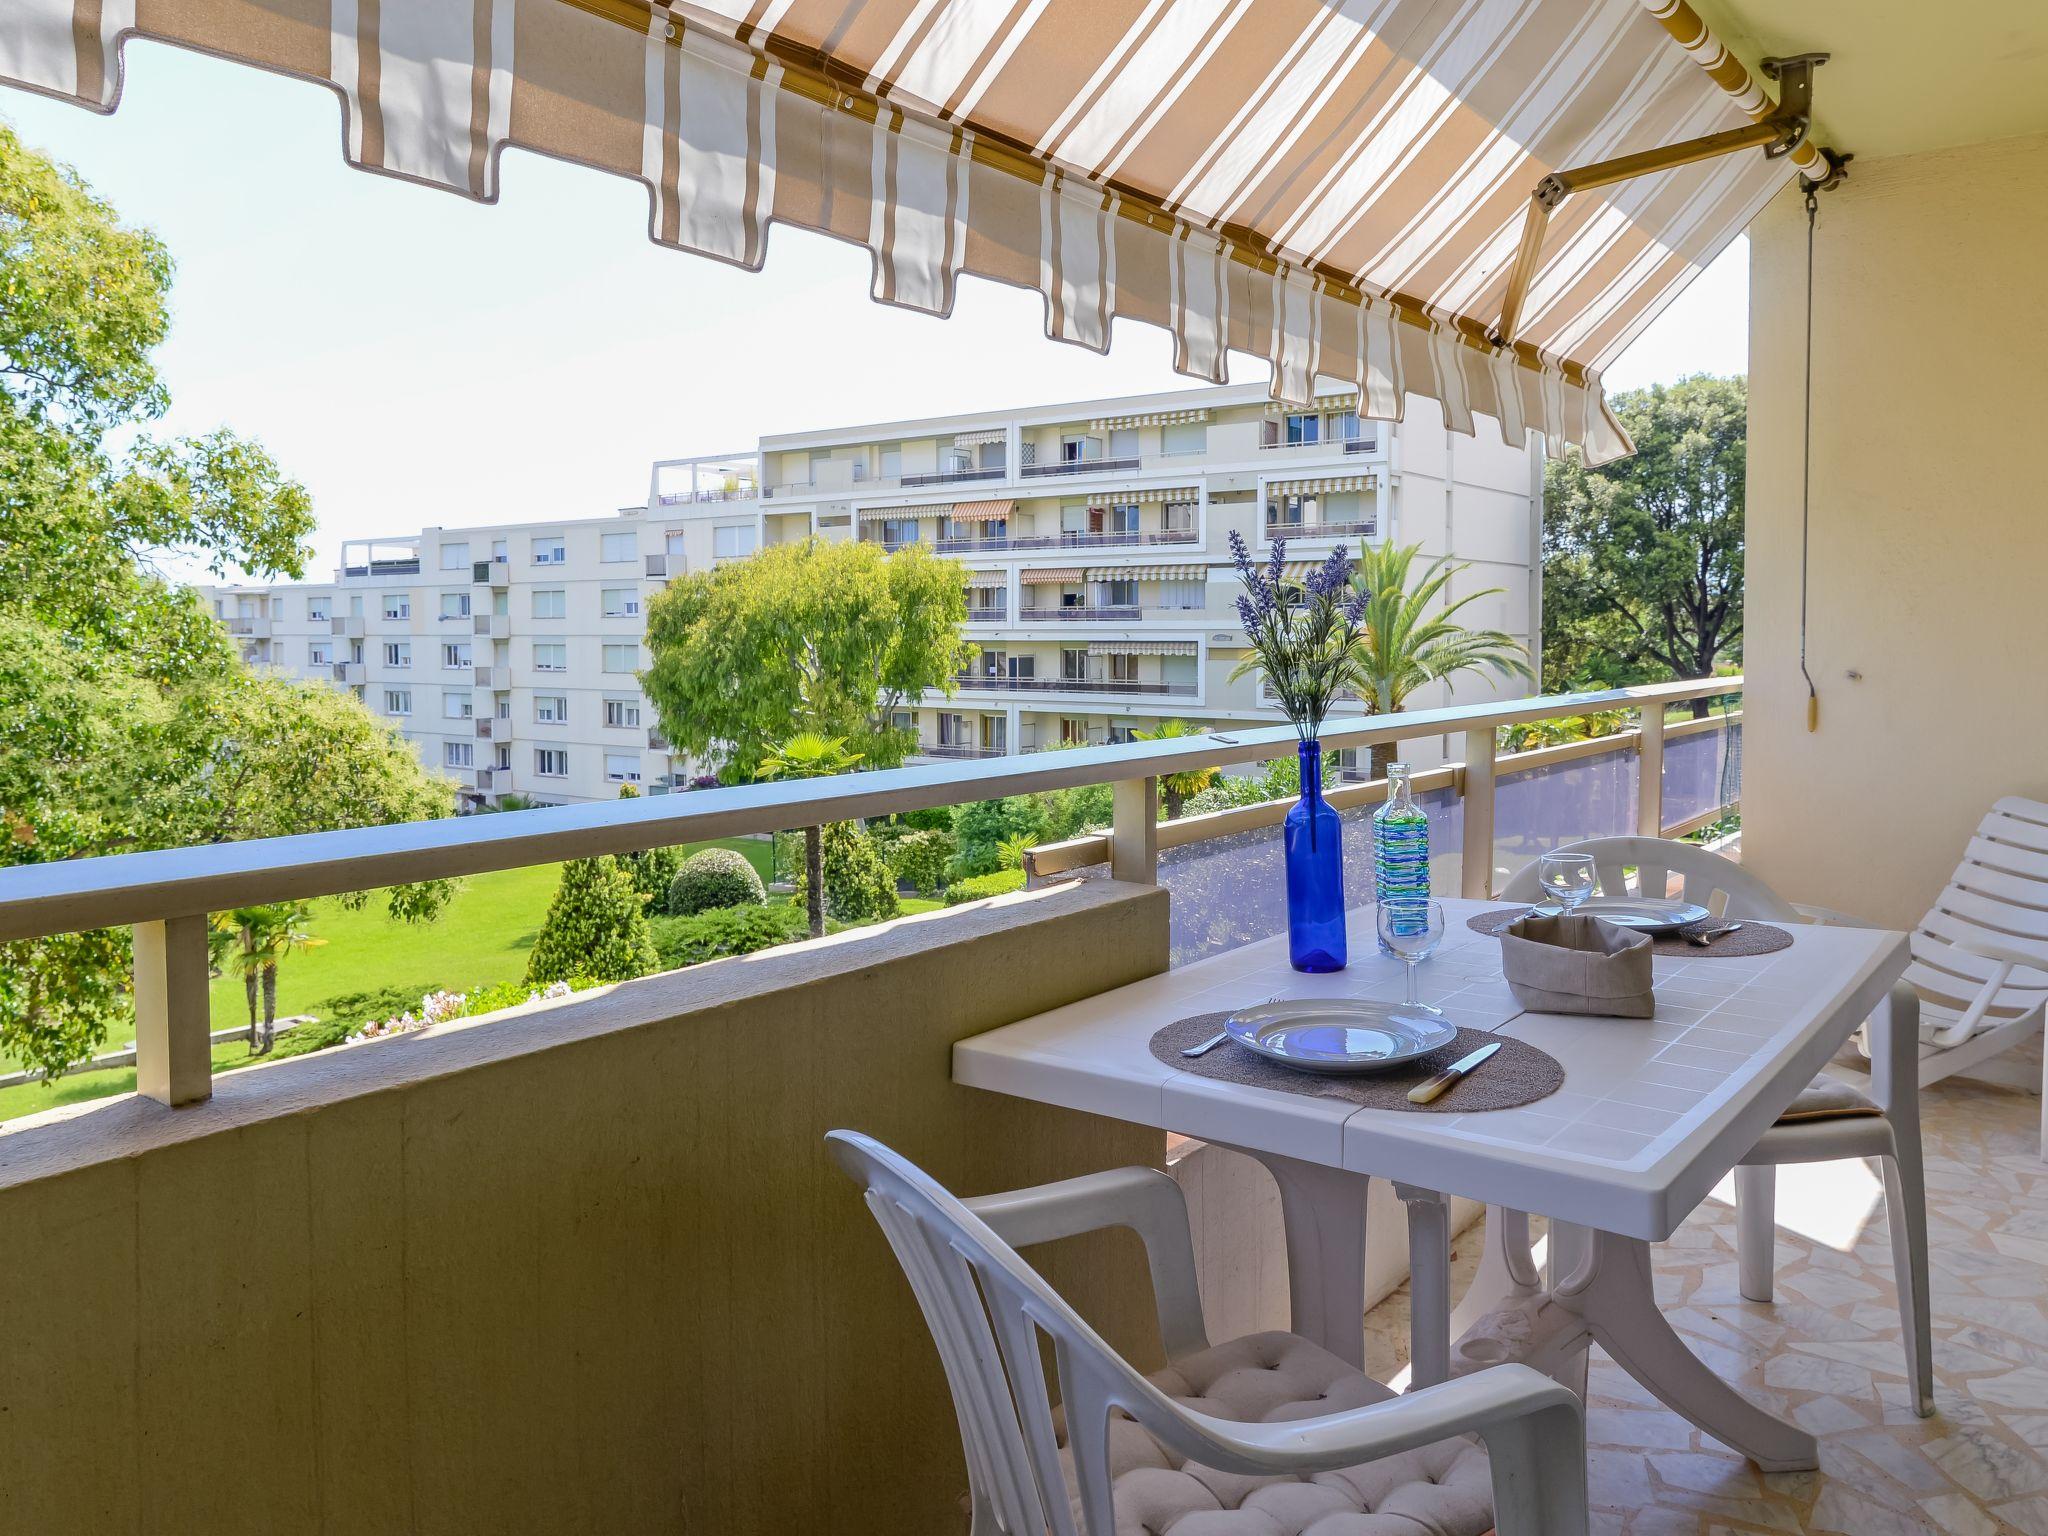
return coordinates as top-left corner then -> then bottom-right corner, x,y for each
1744,131 -> 2048,929
0,882 -> 1170,1535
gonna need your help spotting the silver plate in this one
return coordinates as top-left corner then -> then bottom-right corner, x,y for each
1223,998 -> 1459,1075
1573,896 -> 1715,933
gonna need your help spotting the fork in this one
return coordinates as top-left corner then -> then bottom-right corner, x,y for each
1686,922 -> 1744,947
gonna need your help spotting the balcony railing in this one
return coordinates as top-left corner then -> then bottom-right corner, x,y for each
919,742 -> 1008,759
1017,454 -> 1142,479
472,558 -> 511,587
953,675 -> 1198,698
1262,520 -> 1379,541
330,661 -> 365,684
341,557 -> 422,577
646,554 -> 670,579
225,617 -> 271,637
1016,606 -> 1142,622
648,728 -> 671,751
1257,435 -> 1377,453
655,488 -> 756,504
912,528 -> 1198,555
901,465 -> 1005,488
475,719 -> 494,739
471,666 -> 500,689
964,606 -> 1008,623
0,677 -> 1738,1111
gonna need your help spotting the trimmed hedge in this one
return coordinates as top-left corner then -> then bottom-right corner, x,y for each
886,828 -> 956,897
650,904 -> 808,969
667,847 -> 767,915
943,868 -> 1027,905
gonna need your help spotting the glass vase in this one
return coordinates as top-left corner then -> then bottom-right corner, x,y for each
1283,739 -> 1347,972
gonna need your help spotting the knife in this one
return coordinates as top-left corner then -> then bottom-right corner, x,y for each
1407,1041 -> 1502,1104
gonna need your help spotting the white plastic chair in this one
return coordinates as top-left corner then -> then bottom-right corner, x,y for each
1498,837 -> 1933,1417
827,1130 -> 1589,1536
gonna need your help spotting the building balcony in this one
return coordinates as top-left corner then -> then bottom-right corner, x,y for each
1015,605 -> 1143,622
654,488 -> 756,505
963,606 -> 1007,623
1261,520 -> 1380,542
471,666 -> 500,689
329,615 -> 366,638
646,553 -> 670,579
1017,454 -> 1142,480
919,742 -> 1008,759
1257,434 -> 1378,454
473,613 -> 511,639
329,661 -> 365,684
472,557 -> 511,587
225,616 -> 271,638
953,675 -> 1198,698
474,718 -> 494,739
900,464 -> 1006,489
648,728 -> 671,751
898,528 -> 1199,555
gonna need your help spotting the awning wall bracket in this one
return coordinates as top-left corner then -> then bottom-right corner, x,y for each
1490,52 -> 1840,349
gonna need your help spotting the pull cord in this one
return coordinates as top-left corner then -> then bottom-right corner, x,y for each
1798,180 -> 1819,732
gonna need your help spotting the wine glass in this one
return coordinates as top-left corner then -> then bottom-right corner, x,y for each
1378,901 -> 1446,1020
1536,851 -> 1596,916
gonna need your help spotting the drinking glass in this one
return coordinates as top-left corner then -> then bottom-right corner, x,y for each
1536,851 -> 1596,915
1378,901 -> 1446,1019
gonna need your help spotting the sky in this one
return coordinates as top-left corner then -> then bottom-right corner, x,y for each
3,40 -> 1748,579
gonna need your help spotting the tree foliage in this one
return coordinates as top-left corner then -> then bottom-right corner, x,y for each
524,857 -> 659,986
0,124 -> 447,1078
666,848 -> 766,916
792,821 -> 900,925
643,538 -> 974,780
1542,375 -> 1746,691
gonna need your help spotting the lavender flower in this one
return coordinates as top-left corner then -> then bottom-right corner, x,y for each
1227,531 -> 1368,742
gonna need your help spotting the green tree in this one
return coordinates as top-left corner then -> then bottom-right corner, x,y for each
1346,541 -> 1532,776
1542,374 -> 1746,705
950,796 -> 1051,880
1131,720 -> 1218,819
524,857 -> 658,986
0,125 -> 450,1078
756,732 -> 863,939
643,538 -> 974,780
793,821 -> 900,926
211,903 -> 326,1057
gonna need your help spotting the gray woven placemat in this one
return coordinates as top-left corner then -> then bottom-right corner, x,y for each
1150,1013 -> 1563,1113
1465,907 -> 1794,957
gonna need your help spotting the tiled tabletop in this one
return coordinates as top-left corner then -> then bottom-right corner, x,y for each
954,899 -> 1908,1239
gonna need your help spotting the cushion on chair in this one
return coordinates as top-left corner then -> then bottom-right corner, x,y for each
1058,1330 -> 1495,1535
1775,1074 -> 1883,1124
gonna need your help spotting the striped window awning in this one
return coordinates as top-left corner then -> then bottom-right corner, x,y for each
1102,563 -> 1210,582
949,500 -> 1014,523
1020,567 -> 1085,585
856,503 -> 947,522
1086,640 -> 1199,658
1270,475 -> 1377,498
966,571 -> 1005,588
1088,408 -> 1211,430
2,0 -> 1820,464
1120,486 -> 1201,506
953,429 -> 1005,448
1271,393 -> 1362,417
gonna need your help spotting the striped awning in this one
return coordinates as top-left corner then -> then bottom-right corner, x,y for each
953,429 -> 1005,448
1088,408 -> 1211,430
949,499 -> 1014,523
1269,475 -> 1376,498
1086,640 -> 1199,658
1020,567 -> 1085,585
856,503 -> 947,522
966,570 -> 1005,588
2,0 -> 1819,464
1271,393 -> 1361,416
1107,563 -> 1209,582
1121,486 -> 1201,506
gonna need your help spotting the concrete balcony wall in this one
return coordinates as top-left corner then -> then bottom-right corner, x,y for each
0,881 -> 1170,1535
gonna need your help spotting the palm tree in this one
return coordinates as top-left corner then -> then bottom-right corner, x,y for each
1346,541 -> 1533,778
756,732 -> 863,939
1131,720 -> 1218,819
210,902 -> 327,1055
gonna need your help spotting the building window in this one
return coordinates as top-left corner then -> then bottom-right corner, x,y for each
713,524 -> 756,559
382,593 -> 411,620
603,697 -> 641,729
531,535 -> 566,566
442,642 -> 472,670
445,741 -> 474,769
879,447 -> 902,479
1163,500 -> 1196,533
605,753 -> 641,784
384,688 -> 412,715
309,641 -> 332,666
1107,503 -> 1140,535
443,692 -> 473,720
531,588 -> 566,620
533,642 -> 567,672
1266,494 -> 1310,530
877,518 -> 919,548
440,542 -> 470,570
1158,579 -> 1205,610
602,643 -> 638,674
1108,653 -> 1139,684
1101,579 -> 1137,608
600,530 -> 636,563
601,588 -> 640,619
494,744 -> 511,771
1283,412 -> 1321,445
535,748 -> 568,778
308,597 -> 330,622
534,695 -> 568,723
1330,412 -> 1362,442
1161,421 -> 1206,455
440,591 -> 471,620
383,641 -> 411,669
1059,434 -> 1099,464
1061,648 -> 1088,681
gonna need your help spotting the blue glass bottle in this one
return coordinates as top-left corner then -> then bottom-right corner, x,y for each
1284,738 -> 1347,972
1373,761 -> 1431,955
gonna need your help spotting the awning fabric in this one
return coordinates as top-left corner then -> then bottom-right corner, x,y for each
949,499 -> 1014,523
1269,474 -> 1377,497
2,0 -> 1813,463
1086,640 -> 1198,658
966,570 -> 1004,587
1123,486 -> 1200,506
857,503 -> 948,522
1020,567 -> 1085,584
1112,563 -> 1210,582
953,429 -> 1005,447
1088,408 -> 1211,430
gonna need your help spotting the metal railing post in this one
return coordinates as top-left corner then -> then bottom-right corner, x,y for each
1637,707 -> 1666,837
1460,729 -> 1497,899
132,915 -> 214,1107
1111,777 -> 1159,884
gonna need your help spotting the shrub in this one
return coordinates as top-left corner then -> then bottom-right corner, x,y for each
1184,755 -> 1302,816
666,847 -> 767,915
1043,782 -> 1113,840
944,868 -> 1026,905
887,828 -> 956,897
794,820 -> 900,923
650,904 -> 808,970
626,844 -> 684,913
312,986 -> 427,1029
893,806 -> 952,832
950,796 -> 1050,879
526,856 -> 660,985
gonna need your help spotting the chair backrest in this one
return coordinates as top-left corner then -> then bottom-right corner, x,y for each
826,1131 -> 1181,1536
1497,836 -> 1799,921
1907,796 -> 2048,1022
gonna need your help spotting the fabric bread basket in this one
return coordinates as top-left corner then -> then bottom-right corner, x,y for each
1500,912 -> 1655,1018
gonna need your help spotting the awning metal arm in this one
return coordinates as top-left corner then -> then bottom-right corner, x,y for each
1490,52 -> 1833,349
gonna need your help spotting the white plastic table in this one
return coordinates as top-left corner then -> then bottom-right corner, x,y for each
953,897 -> 1909,1472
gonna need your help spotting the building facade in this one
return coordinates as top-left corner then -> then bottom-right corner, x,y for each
208,382 -> 1542,806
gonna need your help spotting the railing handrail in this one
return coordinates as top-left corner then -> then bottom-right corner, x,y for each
0,677 -> 1741,941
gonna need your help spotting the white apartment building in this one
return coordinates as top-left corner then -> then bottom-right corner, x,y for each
209,382 -> 1541,806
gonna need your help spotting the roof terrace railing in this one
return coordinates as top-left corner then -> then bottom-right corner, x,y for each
0,677 -> 1737,1111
